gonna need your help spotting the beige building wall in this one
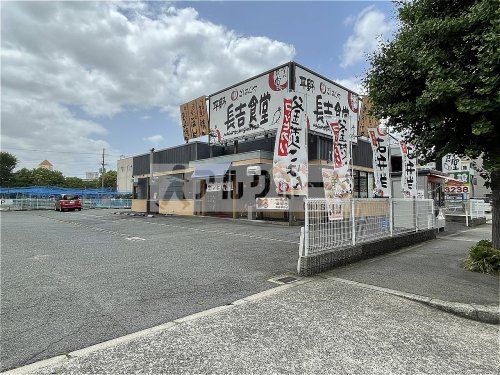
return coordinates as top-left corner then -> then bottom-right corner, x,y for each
159,200 -> 194,216
117,157 -> 133,193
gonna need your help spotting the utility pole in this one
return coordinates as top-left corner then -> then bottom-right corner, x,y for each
101,148 -> 107,190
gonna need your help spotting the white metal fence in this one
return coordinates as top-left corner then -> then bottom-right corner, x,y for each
303,198 -> 435,256
469,199 -> 486,219
0,198 -> 132,211
444,199 -> 487,219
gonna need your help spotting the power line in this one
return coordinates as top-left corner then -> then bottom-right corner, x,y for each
1,147 -> 122,157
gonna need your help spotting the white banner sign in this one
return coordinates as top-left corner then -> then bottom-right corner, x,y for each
442,154 -> 462,173
400,141 -> 417,198
368,128 -> 391,197
255,197 -> 289,210
273,94 -> 308,195
209,65 -> 289,142
294,65 -> 359,142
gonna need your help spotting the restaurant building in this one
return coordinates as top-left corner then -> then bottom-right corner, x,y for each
127,62 -> 376,222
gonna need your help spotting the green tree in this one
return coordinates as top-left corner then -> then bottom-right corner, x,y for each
64,176 -> 85,188
100,170 -> 117,189
12,168 -> 33,187
364,0 -> 500,248
28,168 -> 65,186
0,152 -> 18,186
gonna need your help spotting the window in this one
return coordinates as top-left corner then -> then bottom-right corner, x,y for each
352,170 -> 372,198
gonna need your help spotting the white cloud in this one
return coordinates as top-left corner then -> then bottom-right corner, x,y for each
1,2 -> 295,176
334,76 -> 365,95
143,134 -> 164,145
340,6 -> 393,68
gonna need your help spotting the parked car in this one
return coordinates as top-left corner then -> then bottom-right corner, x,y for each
55,194 -> 82,212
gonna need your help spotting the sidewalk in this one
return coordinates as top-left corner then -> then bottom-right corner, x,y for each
332,222 -> 498,306
10,277 -> 498,375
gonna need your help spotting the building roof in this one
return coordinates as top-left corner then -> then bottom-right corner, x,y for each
38,159 -> 53,166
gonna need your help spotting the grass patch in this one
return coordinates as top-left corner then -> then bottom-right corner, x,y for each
464,240 -> 500,275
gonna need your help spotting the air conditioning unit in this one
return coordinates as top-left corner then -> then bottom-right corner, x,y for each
247,166 -> 261,176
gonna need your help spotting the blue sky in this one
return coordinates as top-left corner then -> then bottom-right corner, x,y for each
1,1 -> 396,176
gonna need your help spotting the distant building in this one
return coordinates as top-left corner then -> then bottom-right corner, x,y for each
117,157 -> 133,193
37,160 -> 53,171
84,171 -> 99,180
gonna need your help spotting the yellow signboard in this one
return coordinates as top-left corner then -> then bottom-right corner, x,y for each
179,96 -> 209,141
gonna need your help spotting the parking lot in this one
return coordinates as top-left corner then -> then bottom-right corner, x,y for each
0,210 -> 300,371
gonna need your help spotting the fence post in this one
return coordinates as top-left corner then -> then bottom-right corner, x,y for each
389,198 -> 393,236
351,199 -> 356,246
465,200 -> 470,227
430,199 -> 434,230
414,198 -> 418,232
304,198 -> 309,256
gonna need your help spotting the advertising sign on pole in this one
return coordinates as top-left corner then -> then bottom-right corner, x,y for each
294,65 -> 359,142
400,141 -> 417,198
444,171 -> 471,195
272,94 -> 308,196
179,96 -> 209,141
442,154 -> 462,173
368,128 -> 391,197
209,65 -> 289,143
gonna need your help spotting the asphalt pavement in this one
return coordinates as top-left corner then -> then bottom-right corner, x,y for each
16,277 -> 500,375
0,210 -> 300,371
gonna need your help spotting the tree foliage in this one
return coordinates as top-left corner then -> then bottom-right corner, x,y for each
364,0 -> 499,172
101,170 -> 117,189
364,0 -> 500,248
0,152 -> 18,186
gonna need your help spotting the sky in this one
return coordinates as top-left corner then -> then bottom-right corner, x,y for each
1,1 -> 397,177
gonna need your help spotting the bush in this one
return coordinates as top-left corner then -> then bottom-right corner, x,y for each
464,240 -> 500,275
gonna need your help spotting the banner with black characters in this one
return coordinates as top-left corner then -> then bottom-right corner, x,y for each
400,141 -> 417,198
209,65 -> 289,142
368,128 -> 391,197
295,64 -> 359,142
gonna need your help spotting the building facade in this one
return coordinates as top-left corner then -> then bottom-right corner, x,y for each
117,157 -> 134,193
128,62 -> 376,222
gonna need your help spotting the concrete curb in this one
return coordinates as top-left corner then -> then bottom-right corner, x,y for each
328,277 -> 500,325
1,280 -> 311,375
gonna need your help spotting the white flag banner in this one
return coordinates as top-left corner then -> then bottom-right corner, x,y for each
400,141 -> 417,198
327,115 -> 351,169
368,128 -> 391,197
272,93 -> 308,195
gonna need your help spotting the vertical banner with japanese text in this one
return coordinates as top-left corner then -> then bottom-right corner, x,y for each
323,115 -> 352,199
400,141 -> 417,198
368,128 -> 391,197
272,94 -> 308,196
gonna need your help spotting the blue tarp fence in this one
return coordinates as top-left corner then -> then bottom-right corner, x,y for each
0,186 -> 127,198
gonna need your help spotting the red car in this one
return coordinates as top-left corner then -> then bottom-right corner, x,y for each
55,194 -> 82,212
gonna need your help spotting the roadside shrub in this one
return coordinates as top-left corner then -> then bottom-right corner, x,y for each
464,240 -> 500,275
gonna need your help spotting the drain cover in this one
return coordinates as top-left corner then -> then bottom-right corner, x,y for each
268,275 -> 301,285
276,276 -> 299,284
